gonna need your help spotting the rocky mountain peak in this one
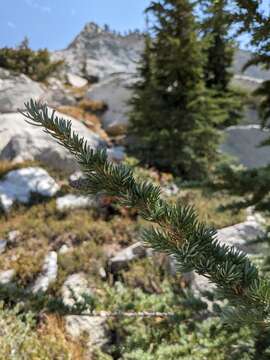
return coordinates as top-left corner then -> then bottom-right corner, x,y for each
84,22 -> 104,34
54,22 -> 144,80
65,21 -> 145,53
67,22 -> 109,49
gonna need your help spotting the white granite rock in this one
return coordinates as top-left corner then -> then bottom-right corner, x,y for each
162,183 -> 179,197
87,73 -> 136,135
0,269 -> 16,284
0,167 -> 59,212
0,67 -> 44,113
0,111 -> 105,173
0,240 -> 7,254
69,171 -> 84,183
56,194 -> 97,211
217,212 -> 265,253
109,242 -> 151,273
52,22 -> 144,80
99,267 -> 107,279
32,251 -> 58,293
43,88 -> 77,108
66,73 -> 88,88
221,125 -> 270,168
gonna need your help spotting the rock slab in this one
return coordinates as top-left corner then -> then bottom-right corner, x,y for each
0,67 -> 44,113
0,167 -> 59,211
87,73 -> 136,135
0,111 -> 105,173
62,273 -> 93,307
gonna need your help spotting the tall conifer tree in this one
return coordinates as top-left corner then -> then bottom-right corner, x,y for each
128,31 -> 156,158
238,1 -> 270,130
129,0 -> 221,180
200,0 -> 243,127
201,0 -> 233,91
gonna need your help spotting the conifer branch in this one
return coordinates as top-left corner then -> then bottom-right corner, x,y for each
21,99 -> 270,326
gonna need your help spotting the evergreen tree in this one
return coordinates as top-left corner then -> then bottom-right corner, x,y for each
200,0 -> 243,128
218,2 -> 270,213
129,0 -> 221,180
244,26 -> 270,133
234,0 -> 270,129
201,0 -> 233,91
128,31 -> 158,162
128,29 -> 155,134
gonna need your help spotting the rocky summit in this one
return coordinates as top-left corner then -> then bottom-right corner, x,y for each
53,22 -> 144,80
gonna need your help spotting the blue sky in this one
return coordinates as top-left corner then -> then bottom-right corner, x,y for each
0,0 -> 149,50
0,0 -> 269,51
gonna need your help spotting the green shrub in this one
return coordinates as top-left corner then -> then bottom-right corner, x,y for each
0,38 -> 63,82
95,282 -> 254,359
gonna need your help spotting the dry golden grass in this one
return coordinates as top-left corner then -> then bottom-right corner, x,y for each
176,188 -> 246,229
0,160 -> 37,179
57,105 -> 110,143
79,98 -> 108,113
0,198 -> 137,287
64,83 -> 89,98
37,314 -> 85,360
0,306 -> 86,360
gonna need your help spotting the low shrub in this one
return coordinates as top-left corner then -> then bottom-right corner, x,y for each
95,282 -> 254,359
0,38 -> 63,82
